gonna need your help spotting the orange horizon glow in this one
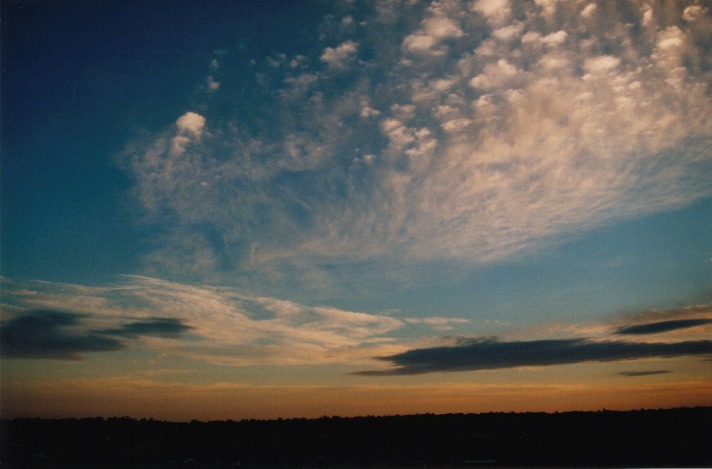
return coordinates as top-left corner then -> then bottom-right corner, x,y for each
3,376 -> 712,422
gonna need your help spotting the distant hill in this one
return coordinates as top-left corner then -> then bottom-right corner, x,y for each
2,407 -> 711,467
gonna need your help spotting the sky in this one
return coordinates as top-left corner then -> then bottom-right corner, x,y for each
1,0 -> 711,421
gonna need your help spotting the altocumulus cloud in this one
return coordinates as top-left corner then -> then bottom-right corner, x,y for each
355,337 -> 712,376
121,0 -> 712,287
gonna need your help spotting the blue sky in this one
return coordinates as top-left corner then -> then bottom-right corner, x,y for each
2,0 -> 711,420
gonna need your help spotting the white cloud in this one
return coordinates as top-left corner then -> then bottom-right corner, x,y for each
405,316 -> 469,331
403,4 -> 464,55
535,0 -> 560,19
423,15 -> 463,40
175,112 -> 206,138
169,135 -> 191,157
581,3 -> 597,18
320,40 -> 358,69
492,22 -> 524,41
403,33 -> 439,53
682,5 -> 705,22
441,118 -> 473,133
2,276 -> 408,366
469,59 -> 521,89
583,55 -> 620,76
641,3 -> 653,27
472,0 -> 511,25
540,30 -> 568,46
121,0 -> 712,288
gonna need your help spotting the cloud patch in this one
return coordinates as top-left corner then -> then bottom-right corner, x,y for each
0,309 -> 194,360
616,319 -> 712,336
121,0 -> 712,290
0,277 -> 410,366
356,338 -> 712,376
101,318 -> 193,339
0,310 -> 124,360
175,112 -> 205,138
619,370 -> 672,377
320,40 -> 358,69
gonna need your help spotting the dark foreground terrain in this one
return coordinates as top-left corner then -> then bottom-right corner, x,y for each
2,407 -> 710,467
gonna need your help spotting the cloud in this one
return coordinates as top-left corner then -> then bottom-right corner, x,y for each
683,5 -> 708,22
1,277 -> 410,366
0,310 -> 124,360
120,0 -> 712,288
320,40 -> 358,69
619,370 -> 672,377
616,319 -> 712,336
175,112 -> 205,138
580,3 -> 596,18
0,307 -> 195,360
206,76 -> 220,92
3,278 -> 711,372
472,0 -> 512,26
403,2 -> 464,55
356,337 -> 712,376
102,318 -> 193,338
469,58 -> 521,89
169,112 -> 206,156
404,316 -> 469,331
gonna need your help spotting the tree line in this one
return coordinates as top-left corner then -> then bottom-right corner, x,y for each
2,407 -> 710,467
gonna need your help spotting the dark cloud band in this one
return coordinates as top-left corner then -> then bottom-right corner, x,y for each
0,310 -> 124,360
615,319 -> 712,335
356,338 -> 712,376
0,310 -> 192,360
618,370 -> 672,377
101,318 -> 193,338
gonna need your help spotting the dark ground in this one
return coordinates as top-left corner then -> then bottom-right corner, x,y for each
1,407 -> 710,467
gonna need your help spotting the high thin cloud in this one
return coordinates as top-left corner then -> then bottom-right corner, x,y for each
356,337 -> 712,376
0,277 -> 414,365
121,0 -> 711,288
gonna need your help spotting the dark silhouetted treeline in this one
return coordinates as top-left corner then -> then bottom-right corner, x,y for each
2,407 -> 711,467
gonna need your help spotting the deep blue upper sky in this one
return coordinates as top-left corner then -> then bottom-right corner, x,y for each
2,0 -> 711,339
2,0 -> 326,282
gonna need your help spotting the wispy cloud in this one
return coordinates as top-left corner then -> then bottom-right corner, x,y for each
404,316 -> 469,331
0,277 -> 410,365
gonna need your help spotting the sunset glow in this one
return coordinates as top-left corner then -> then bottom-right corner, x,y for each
2,0 -> 711,421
